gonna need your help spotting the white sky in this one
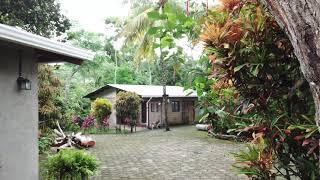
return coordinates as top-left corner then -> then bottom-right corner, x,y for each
59,0 -> 220,59
59,0 -> 130,34
59,0 -> 221,34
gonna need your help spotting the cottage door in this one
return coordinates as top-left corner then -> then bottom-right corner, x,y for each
182,101 -> 194,124
182,102 -> 189,124
141,102 -> 147,124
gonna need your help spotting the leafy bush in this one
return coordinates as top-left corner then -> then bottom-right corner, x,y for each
57,115 -> 82,132
272,124 -> 319,179
81,128 -> 129,135
233,136 -> 275,179
198,0 -> 318,178
233,123 -> 319,179
44,149 -> 100,180
102,117 -> 110,128
91,98 -> 112,126
38,65 -> 63,129
200,0 -> 314,120
63,94 -> 91,124
82,116 -> 96,129
39,135 -> 54,154
64,121 -> 81,132
72,115 -> 84,126
194,71 -> 239,134
115,91 -> 142,132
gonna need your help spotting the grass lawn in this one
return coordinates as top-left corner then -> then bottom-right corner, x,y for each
82,128 -> 130,134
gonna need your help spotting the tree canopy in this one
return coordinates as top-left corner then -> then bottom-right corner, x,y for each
0,0 -> 71,37
2,0 -> 315,178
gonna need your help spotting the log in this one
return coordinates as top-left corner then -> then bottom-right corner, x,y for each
54,129 -> 63,137
196,124 -> 210,131
52,121 -> 96,151
210,133 -> 243,141
56,121 -> 66,138
74,133 -> 95,148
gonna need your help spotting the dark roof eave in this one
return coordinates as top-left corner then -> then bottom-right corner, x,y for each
83,85 -> 113,99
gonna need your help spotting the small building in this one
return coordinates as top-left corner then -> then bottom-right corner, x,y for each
0,24 -> 94,179
84,84 -> 198,127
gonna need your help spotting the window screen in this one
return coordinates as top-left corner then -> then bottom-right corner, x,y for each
172,101 -> 180,112
150,102 -> 155,112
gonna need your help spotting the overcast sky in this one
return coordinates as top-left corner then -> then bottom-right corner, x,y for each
58,0 -> 220,58
59,0 -> 220,33
59,0 -> 130,34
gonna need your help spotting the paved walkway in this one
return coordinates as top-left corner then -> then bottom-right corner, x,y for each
90,126 -> 245,180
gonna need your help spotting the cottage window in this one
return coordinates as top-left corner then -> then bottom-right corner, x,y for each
151,102 -> 155,112
172,101 -> 180,112
156,102 -> 160,112
151,102 -> 161,112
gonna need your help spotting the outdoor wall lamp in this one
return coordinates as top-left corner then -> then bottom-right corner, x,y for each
17,51 -> 31,90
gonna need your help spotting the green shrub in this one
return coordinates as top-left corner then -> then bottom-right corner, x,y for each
64,122 -> 81,132
44,149 -> 100,180
115,91 -> 142,132
38,65 -> 63,129
233,137 -> 275,179
39,136 -> 53,154
91,98 -> 112,126
83,127 -> 129,135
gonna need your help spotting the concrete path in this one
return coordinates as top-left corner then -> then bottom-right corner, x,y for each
90,126 -> 245,180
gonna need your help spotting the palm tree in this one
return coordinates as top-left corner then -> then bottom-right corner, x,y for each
120,0 -> 183,131
120,5 -> 155,85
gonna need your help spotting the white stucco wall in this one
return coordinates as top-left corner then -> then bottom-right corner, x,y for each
0,44 -> 38,180
148,98 -> 197,126
148,100 -> 162,126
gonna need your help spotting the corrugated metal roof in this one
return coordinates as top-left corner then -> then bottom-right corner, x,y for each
84,84 -> 198,98
0,24 -> 94,64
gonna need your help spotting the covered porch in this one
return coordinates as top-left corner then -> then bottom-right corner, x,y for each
0,24 -> 94,179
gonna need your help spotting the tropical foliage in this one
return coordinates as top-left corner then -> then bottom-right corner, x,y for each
38,132 -> 55,154
198,0 -> 319,178
115,91 -> 142,132
233,136 -> 274,179
81,116 -> 96,129
43,149 -> 100,179
38,65 -> 63,129
3,0 -> 318,179
91,98 -> 112,126
0,0 -> 70,37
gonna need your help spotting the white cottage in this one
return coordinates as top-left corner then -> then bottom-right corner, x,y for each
84,84 -> 198,128
0,24 -> 94,179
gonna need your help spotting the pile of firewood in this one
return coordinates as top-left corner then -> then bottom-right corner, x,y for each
52,121 -> 96,152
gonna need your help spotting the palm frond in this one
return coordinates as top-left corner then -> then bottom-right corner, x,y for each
121,8 -> 155,45
134,34 -> 156,63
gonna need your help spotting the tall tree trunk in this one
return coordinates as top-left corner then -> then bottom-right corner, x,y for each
64,65 -> 80,101
148,61 -> 152,85
114,50 -> 118,84
260,0 -> 320,130
160,36 -> 170,131
173,68 -> 176,84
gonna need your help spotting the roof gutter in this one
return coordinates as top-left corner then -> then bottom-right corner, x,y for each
0,24 -> 95,61
146,97 -> 153,128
